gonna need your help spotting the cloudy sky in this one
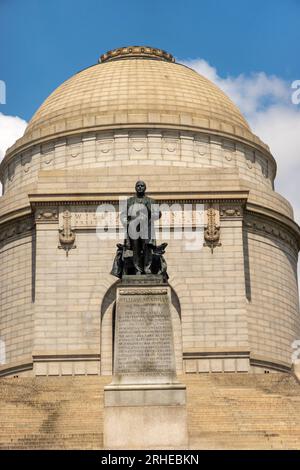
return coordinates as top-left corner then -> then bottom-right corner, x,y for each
0,0 -> 299,225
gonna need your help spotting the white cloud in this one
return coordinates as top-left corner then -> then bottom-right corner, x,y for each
0,113 -> 27,161
0,112 -> 27,194
182,58 -> 300,225
183,58 -> 300,290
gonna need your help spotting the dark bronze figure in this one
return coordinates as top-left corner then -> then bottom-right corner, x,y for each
111,181 -> 168,280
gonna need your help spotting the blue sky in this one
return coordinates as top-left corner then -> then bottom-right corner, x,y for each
1,0 -> 300,121
0,0 -> 300,230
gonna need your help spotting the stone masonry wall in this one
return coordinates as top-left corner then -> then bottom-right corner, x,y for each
2,131 -> 275,195
0,233 -> 33,369
245,219 -> 300,367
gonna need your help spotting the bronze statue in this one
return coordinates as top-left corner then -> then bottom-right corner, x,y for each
111,181 -> 168,280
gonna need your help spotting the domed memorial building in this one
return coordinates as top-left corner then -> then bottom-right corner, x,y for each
1,45 -> 300,378
1,46 -> 300,450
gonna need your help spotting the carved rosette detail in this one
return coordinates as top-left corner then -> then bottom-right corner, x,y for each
58,210 -> 76,257
204,206 -> 221,253
164,138 -> 178,154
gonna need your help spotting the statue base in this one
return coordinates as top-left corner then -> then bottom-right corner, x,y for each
103,275 -> 188,449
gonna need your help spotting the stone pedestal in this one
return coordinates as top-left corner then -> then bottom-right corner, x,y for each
104,275 -> 188,449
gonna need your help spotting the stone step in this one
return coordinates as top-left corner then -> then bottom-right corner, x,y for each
0,373 -> 299,449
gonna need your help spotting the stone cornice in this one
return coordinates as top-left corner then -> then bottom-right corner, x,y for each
28,190 -> 250,205
250,353 -> 291,373
1,191 -> 299,251
246,201 -> 300,235
0,205 -> 31,226
0,359 -> 33,377
0,214 -> 34,246
245,210 -> 300,253
32,353 -> 101,362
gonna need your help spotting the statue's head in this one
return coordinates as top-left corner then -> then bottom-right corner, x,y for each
135,180 -> 146,196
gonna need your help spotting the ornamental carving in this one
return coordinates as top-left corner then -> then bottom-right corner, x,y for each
119,289 -> 168,296
130,138 -> 146,152
245,215 -> 298,252
0,217 -> 34,244
35,208 -> 58,223
8,161 -> 15,182
21,153 -> 31,174
68,143 -> 82,159
195,142 -> 208,156
220,206 -> 243,218
164,138 -> 178,154
58,210 -> 76,256
97,139 -> 113,154
99,46 -> 175,63
204,206 -> 221,253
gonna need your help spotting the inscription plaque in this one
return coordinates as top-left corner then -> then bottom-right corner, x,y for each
114,288 -> 176,377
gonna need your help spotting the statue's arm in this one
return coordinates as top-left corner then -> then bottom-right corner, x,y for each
120,198 -> 132,227
150,199 -> 162,220
120,209 -> 128,227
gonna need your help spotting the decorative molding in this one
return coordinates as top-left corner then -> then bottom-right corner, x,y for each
32,353 -> 100,362
163,138 -> 178,154
195,143 -> 208,156
97,139 -> 113,154
220,205 -> 243,219
130,138 -> 146,153
245,213 -> 298,252
250,356 -> 291,373
183,350 -> 249,358
68,143 -> 82,159
58,209 -> 76,256
204,205 -> 221,253
35,207 -> 58,223
0,360 -> 33,377
119,289 -> 168,296
0,216 -> 34,244
99,46 -> 175,63
29,192 -> 249,205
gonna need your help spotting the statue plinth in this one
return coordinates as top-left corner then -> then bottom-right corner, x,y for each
103,275 -> 188,449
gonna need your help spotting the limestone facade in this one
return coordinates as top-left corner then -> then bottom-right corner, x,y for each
0,47 -> 299,377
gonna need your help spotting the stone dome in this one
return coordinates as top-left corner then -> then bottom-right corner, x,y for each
6,46 -> 269,158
